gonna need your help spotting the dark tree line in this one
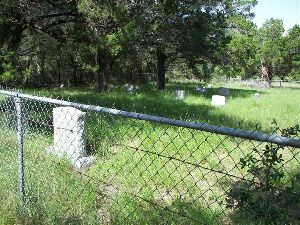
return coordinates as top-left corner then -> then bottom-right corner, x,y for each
3,0 -> 297,92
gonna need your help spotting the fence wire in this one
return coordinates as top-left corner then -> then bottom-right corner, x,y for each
0,91 -> 300,225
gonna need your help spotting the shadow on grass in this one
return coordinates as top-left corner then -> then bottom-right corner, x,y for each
22,83 -> 265,132
225,153 -> 300,225
110,195 -> 223,225
167,81 -> 263,99
10,195 -> 221,225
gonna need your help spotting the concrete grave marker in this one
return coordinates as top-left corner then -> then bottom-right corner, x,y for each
173,89 -> 186,99
218,87 -> 230,97
207,84 -> 212,89
124,84 -> 134,94
211,95 -> 226,107
48,107 -> 94,169
254,93 -> 261,99
196,86 -> 207,93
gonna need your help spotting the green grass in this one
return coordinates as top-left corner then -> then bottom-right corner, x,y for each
0,82 -> 300,224
23,82 -> 300,132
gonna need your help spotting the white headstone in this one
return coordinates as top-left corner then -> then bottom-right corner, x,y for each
211,95 -> 226,107
53,107 -> 86,161
207,84 -> 212,89
218,87 -> 230,97
173,90 -> 186,99
48,107 -> 94,168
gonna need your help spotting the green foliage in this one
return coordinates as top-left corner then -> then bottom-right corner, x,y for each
0,0 -> 299,89
23,67 -> 32,80
0,52 -> 16,84
1,83 -> 300,224
256,19 -> 286,79
226,32 -> 258,78
285,25 -> 300,79
223,17 -> 299,81
226,122 -> 300,224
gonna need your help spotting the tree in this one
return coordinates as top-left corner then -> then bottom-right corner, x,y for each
223,17 -> 258,79
0,0 -> 82,51
78,0 -> 140,92
256,18 -> 285,80
145,0 -> 257,89
284,25 -> 300,79
0,0 -> 84,86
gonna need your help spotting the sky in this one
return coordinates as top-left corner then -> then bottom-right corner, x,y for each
252,0 -> 300,31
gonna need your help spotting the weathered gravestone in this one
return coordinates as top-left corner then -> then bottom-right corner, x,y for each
48,107 -> 94,169
173,89 -> 186,99
211,95 -> 226,107
218,87 -> 230,97
196,86 -> 207,93
207,84 -> 213,89
124,84 -> 134,94
254,92 -> 261,99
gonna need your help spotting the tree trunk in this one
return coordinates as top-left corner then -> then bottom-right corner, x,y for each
58,59 -> 61,84
157,48 -> 167,90
5,12 -> 25,52
7,25 -> 24,52
138,66 -> 147,84
260,60 -> 269,81
96,49 -> 111,93
71,51 -> 79,87
95,50 -> 104,93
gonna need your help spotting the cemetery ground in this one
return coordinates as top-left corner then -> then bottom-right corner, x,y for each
23,81 -> 300,131
0,82 -> 300,224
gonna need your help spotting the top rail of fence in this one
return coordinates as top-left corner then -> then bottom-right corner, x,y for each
1,89 -> 300,148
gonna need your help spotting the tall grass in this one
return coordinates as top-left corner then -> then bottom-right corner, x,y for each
0,83 -> 300,224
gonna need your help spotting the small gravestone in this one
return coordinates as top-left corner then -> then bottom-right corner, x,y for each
124,84 -> 134,94
254,93 -> 261,99
218,87 -> 230,97
48,107 -> 94,169
196,86 -> 207,93
173,89 -> 186,99
207,84 -> 212,89
211,95 -> 226,107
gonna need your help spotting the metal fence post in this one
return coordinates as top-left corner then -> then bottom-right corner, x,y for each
15,96 -> 25,205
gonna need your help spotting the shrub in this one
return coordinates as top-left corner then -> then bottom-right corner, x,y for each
226,122 -> 300,224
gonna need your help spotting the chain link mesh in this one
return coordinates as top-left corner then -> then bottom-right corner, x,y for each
0,92 -> 300,224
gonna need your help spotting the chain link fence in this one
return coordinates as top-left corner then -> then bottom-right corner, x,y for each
217,78 -> 300,89
0,89 -> 300,224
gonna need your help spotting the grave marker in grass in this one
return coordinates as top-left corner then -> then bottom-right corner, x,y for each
173,89 -> 186,99
218,87 -> 230,97
48,107 -> 94,169
211,95 -> 226,107
196,86 -> 207,93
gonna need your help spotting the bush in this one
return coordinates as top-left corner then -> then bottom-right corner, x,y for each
226,122 -> 300,224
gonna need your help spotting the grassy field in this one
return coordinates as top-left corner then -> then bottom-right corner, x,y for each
0,82 -> 300,224
24,82 -> 300,131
